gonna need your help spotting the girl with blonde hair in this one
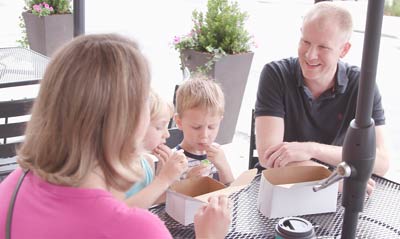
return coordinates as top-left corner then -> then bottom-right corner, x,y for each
125,89 -> 188,208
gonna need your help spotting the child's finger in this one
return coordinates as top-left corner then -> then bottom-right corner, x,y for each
175,149 -> 185,156
193,165 -> 208,177
177,154 -> 188,167
211,142 -> 221,147
158,144 -> 172,157
153,150 -> 166,164
209,143 -> 221,151
159,151 -> 169,161
171,150 -> 186,162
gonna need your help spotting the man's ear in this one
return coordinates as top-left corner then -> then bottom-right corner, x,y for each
340,42 -> 351,58
174,113 -> 183,129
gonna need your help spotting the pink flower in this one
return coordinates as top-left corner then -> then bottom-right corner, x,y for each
253,40 -> 259,48
49,7 -> 54,11
44,3 -> 49,8
173,36 -> 181,44
33,4 -> 41,12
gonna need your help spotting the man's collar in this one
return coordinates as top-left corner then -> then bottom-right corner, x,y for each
295,58 -> 304,87
296,59 -> 349,94
335,60 -> 349,94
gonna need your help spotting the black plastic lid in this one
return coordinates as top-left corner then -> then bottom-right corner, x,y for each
275,217 -> 316,239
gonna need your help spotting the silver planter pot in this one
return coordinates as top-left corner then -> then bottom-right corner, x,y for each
180,49 -> 254,144
22,12 -> 73,57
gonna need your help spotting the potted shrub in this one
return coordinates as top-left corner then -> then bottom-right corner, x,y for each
173,0 -> 255,144
22,0 -> 73,56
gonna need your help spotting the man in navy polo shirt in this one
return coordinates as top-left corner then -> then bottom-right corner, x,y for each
255,2 -> 390,177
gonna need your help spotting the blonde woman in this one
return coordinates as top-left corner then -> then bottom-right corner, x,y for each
0,34 -> 231,239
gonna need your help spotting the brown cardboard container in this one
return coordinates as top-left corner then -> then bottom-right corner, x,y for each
166,169 -> 257,225
258,166 -> 338,218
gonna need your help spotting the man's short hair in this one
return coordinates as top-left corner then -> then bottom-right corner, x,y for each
304,2 -> 353,42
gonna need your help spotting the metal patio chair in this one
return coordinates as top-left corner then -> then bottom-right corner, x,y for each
0,98 -> 34,181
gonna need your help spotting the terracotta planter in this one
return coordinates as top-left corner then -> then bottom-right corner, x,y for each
22,12 -> 73,57
180,49 -> 254,144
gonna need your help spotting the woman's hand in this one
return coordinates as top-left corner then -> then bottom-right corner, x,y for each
194,195 -> 231,239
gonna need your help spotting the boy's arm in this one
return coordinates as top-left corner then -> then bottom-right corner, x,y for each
207,144 -> 234,185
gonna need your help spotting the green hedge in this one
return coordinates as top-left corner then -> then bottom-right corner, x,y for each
385,0 -> 400,17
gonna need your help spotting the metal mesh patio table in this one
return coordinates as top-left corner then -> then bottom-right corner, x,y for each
150,174 -> 400,239
0,47 -> 49,88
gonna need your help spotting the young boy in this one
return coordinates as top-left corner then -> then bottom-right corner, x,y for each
174,75 -> 234,185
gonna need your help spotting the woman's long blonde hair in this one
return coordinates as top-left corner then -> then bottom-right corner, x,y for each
18,34 -> 150,191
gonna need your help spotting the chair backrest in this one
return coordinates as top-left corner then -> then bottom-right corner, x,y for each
167,84 -> 180,129
248,109 -> 258,169
248,109 -> 267,173
0,98 -> 34,181
166,127 -> 183,149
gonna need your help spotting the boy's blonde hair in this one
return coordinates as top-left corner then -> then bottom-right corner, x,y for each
149,89 -> 174,121
18,34 -> 150,191
175,74 -> 225,117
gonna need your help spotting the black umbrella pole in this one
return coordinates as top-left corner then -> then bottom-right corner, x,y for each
341,120 -> 375,239
73,0 -> 85,37
341,0 -> 385,238
342,211 -> 358,239
355,0 -> 384,127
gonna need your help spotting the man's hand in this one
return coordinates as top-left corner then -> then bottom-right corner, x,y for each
264,142 -> 314,168
339,178 -> 376,196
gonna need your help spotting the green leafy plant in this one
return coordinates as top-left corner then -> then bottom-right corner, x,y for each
173,0 -> 254,73
385,0 -> 400,16
25,0 -> 72,15
17,15 -> 29,48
